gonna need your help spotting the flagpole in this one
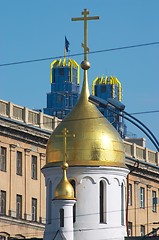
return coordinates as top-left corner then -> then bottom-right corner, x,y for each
64,47 -> 66,66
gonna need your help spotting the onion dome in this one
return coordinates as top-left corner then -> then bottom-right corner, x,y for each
54,162 -> 76,200
45,61 -> 126,168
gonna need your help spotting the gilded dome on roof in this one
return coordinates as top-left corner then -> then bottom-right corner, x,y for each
54,163 -> 76,200
45,67 -> 126,169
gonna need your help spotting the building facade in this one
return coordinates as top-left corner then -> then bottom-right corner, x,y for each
0,99 -> 60,239
0,99 -> 159,238
125,139 -> 159,237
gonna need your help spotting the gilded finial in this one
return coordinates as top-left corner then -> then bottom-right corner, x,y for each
72,9 -> 99,101
54,128 -> 76,200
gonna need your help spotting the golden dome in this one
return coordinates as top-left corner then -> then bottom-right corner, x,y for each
54,163 -> 76,200
45,69 -> 126,168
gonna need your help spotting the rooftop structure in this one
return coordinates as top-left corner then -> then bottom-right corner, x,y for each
44,53 -> 80,119
92,75 -> 126,137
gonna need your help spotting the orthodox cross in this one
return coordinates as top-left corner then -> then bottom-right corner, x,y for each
72,9 -> 99,61
56,128 -> 75,164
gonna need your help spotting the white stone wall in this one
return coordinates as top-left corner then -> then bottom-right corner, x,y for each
42,166 -> 129,240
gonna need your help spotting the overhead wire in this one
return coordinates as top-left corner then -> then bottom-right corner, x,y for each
130,110 -> 159,115
0,219 -> 157,238
0,203 -> 158,229
0,41 -> 159,67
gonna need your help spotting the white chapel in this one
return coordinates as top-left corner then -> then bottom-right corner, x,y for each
42,9 -> 129,240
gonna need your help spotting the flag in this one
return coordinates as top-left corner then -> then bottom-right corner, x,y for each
65,36 -> 70,52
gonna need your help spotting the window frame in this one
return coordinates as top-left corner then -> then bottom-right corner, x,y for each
0,147 -> 7,172
152,228 -> 158,236
60,208 -> 64,227
70,179 -> 76,223
31,155 -> 37,180
0,190 -> 6,215
0,232 -> 10,240
128,183 -> 132,206
140,187 -> 145,209
16,194 -> 22,219
121,182 -> 125,226
140,225 -> 145,236
128,222 -> 133,236
16,151 -> 22,176
99,180 -> 107,224
0,236 -> 6,240
152,190 -> 157,212
32,198 -> 37,222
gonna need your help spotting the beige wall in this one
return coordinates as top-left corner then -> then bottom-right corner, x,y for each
127,164 -> 159,237
0,134 -> 46,238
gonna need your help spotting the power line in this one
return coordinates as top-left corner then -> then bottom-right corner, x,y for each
0,41 -> 159,67
130,110 -> 159,115
0,203 -> 157,230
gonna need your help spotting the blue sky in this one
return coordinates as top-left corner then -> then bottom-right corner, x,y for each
0,0 -> 159,150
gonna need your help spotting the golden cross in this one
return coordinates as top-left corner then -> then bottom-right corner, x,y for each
56,128 -> 75,164
72,9 -> 99,61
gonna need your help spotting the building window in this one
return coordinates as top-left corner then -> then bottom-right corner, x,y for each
0,236 -> 6,240
69,96 -> 72,107
57,95 -> 62,104
31,156 -> 37,180
70,180 -> 76,223
99,180 -> 106,223
65,96 -> 69,108
128,184 -> 132,206
152,190 -> 157,212
121,183 -> 125,226
16,151 -> 22,176
0,147 -> 6,172
152,228 -> 158,236
101,85 -> 106,93
60,209 -> 64,227
140,225 -> 145,236
16,194 -> 22,219
32,198 -> 37,221
0,233 -> 10,240
140,187 -> 145,208
59,68 -> 64,76
128,222 -> 133,236
0,191 -> 6,215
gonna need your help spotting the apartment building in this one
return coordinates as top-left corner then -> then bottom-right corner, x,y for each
125,139 -> 159,237
0,99 -> 60,239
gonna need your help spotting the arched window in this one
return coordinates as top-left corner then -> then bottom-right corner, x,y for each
121,182 -> 124,225
99,180 -> 106,223
0,232 -> 10,240
60,208 -> 64,227
70,179 -> 76,223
